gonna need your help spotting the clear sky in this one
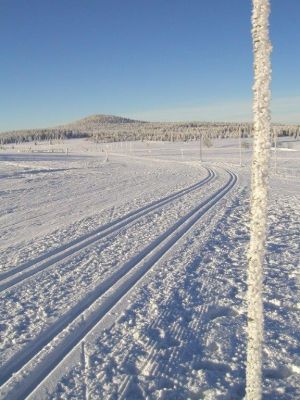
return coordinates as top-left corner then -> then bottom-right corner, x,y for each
0,0 -> 299,131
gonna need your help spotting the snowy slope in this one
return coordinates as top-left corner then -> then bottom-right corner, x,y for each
0,138 -> 299,399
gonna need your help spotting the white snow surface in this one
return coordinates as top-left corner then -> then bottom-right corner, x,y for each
0,138 -> 299,399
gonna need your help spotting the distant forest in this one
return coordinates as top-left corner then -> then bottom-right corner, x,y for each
1,115 -> 299,144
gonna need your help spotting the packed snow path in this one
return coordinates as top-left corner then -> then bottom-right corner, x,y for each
0,163 -> 236,399
0,140 -> 299,399
0,168 -> 215,291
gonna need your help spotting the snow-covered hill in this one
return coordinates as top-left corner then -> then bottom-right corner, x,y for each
58,114 -> 143,131
1,114 -> 298,145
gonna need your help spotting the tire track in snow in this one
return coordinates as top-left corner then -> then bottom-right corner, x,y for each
0,168 -> 214,292
0,168 -> 236,400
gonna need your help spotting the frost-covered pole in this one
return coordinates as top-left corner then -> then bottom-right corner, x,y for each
239,127 -> 242,167
274,127 -> 278,175
199,132 -> 203,162
104,149 -> 109,162
246,1 -> 272,399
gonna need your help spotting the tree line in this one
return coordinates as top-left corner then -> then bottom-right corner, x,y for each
0,121 -> 299,145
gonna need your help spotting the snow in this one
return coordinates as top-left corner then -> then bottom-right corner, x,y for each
0,137 -> 299,399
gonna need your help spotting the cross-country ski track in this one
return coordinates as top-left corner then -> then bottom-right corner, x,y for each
0,167 -> 237,399
1,140 -> 300,399
0,167 -> 215,292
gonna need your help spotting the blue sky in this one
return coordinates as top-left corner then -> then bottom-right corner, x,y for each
0,0 -> 299,131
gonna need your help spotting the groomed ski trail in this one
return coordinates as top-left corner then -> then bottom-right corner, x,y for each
0,168 -> 236,400
0,168 -> 215,292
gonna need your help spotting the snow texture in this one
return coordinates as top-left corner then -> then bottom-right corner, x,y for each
0,138 -> 299,399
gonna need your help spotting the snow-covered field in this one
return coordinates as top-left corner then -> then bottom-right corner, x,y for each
0,138 -> 299,399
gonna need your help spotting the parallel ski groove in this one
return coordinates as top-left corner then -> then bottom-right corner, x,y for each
0,169 -> 236,400
0,168 -> 214,292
